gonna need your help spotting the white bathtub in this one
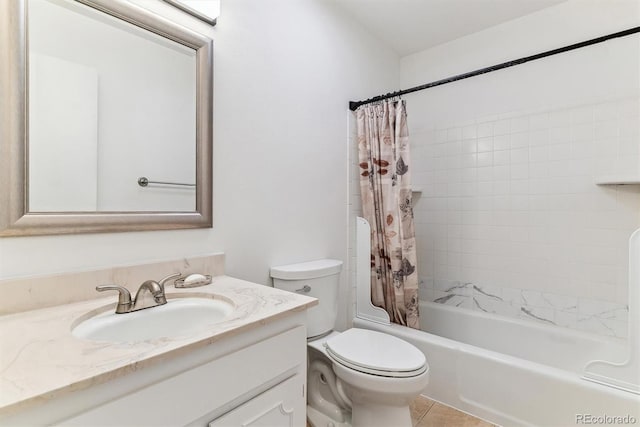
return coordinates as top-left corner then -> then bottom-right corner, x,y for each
353,301 -> 640,426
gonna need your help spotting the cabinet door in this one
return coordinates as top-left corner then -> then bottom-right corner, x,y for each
209,374 -> 305,427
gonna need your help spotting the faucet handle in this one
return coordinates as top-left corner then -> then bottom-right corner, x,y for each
96,285 -> 132,314
158,273 -> 182,289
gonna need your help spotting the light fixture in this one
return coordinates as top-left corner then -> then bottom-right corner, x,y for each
163,0 -> 220,26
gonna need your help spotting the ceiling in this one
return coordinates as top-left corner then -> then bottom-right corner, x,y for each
331,0 -> 567,56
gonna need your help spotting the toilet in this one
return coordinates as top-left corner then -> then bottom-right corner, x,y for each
271,259 -> 429,427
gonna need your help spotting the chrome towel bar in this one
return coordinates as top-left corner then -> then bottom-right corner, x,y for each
137,176 -> 195,188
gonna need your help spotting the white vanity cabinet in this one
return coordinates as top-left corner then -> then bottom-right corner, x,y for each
2,313 -> 308,427
208,374 -> 304,427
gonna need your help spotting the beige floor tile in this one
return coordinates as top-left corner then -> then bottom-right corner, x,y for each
410,395 -> 436,426
308,397 -> 491,427
415,402 -> 495,427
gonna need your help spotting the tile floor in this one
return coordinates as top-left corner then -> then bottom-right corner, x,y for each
410,395 -> 496,427
307,395 -> 496,427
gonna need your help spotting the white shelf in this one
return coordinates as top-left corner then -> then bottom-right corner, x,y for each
412,187 -> 423,194
595,176 -> 640,185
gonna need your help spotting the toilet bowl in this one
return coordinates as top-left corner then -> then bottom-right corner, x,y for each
271,259 -> 429,427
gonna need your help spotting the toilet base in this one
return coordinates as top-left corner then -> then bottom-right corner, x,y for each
307,398 -> 413,427
307,405 -> 352,427
350,401 -> 412,427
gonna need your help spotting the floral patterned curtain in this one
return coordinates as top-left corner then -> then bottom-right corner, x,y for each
356,100 -> 419,329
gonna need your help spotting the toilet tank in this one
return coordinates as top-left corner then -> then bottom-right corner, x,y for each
270,259 -> 343,339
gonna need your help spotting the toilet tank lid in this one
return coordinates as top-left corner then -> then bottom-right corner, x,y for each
270,259 -> 343,280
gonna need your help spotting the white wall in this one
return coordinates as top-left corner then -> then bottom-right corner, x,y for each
0,0 -> 399,330
399,0 -> 640,338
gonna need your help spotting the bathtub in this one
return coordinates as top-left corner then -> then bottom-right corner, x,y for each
353,217 -> 639,425
354,301 -> 639,426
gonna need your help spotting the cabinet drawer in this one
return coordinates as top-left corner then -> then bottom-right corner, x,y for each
59,326 -> 306,426
208,374 -> 305,427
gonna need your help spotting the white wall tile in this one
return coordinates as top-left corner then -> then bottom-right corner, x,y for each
493,119 -> 510,136
493,134 -> 510,151
403,97 -> 640,339
447,127 -> 462,142
477,137 -> 493,153
510,147 -> 529,163
510,132 -> 529,149
461,138 -> 477,153
477,152 -> 493,167
477,122 -> 493,138
462,124 -> 477,139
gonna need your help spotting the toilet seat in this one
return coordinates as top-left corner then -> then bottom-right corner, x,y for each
324,329 -> 427,378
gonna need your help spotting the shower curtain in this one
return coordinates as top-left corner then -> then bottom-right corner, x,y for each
356,99 -> 419,329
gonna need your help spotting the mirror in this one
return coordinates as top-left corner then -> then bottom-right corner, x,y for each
0,0 -> 213,236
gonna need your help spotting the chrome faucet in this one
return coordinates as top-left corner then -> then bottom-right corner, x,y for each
132,280 -> 167,311
96,273 -> 182,314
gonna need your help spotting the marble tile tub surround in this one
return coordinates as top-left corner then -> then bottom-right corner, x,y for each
0,254 -> 225,315
0,275 -> 317,416
412,96 -> 640,339
419,279 -> 629,338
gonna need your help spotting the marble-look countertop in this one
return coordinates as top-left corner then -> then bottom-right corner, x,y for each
0,276 -> 316,416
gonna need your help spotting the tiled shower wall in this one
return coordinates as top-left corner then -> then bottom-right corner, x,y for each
348,96 -> 640,339
411,97 -> 640,339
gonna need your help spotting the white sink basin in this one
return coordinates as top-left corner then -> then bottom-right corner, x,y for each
72,297 -> 235,343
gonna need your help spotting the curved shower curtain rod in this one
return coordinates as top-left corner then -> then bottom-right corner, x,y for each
349,26 -> 640,112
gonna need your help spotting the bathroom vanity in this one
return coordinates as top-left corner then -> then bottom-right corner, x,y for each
0,266 -> 316,426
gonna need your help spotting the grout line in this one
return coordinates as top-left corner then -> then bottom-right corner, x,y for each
415,396 -> 436,425
414,408 -> 429,426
